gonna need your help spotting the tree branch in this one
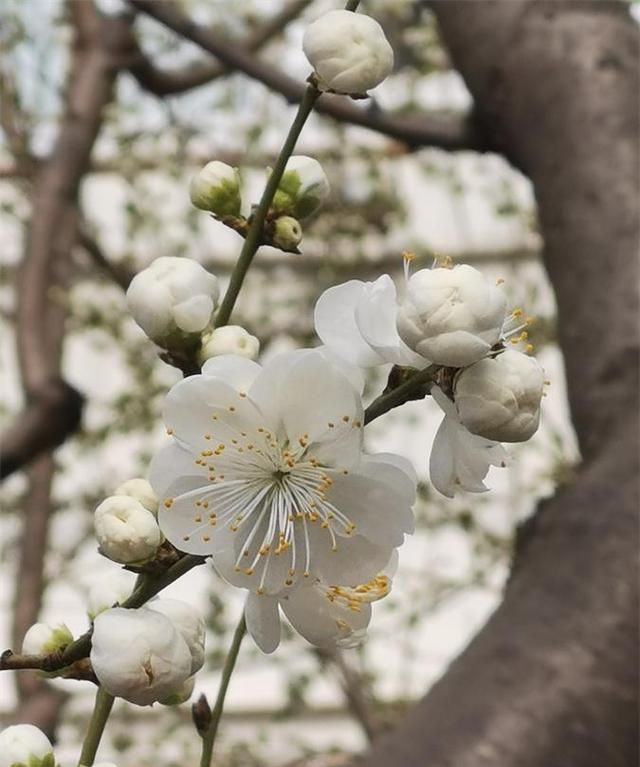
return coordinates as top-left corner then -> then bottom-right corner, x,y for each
127,0 -> 483,152
128,0 -> 312,96
359,3 -> 639,766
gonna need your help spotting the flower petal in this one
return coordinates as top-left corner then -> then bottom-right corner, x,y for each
244,592 -> 281,653
309,526 -> 393,586
314,281 -> 385,367
201,354 -> 262,392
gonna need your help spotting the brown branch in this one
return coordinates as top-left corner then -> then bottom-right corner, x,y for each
0,379 -> 84,480
127,0 -> 483,152
128,0 -> 312,96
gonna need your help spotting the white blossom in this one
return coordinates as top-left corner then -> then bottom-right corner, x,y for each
114,478 -> 158,516
454,350 -> 544,442
87,570 -> 135,619
22,622 -> 73,655
189,160 -> 241,217
199,325 -> 260,364
126,257 -> 220,344
95,495 -> 162,564
0,724 -> 54,767
397,265 -> 507,368
314,275 -> 426,368
244,552 -> 398,653
429,386 -> 509,498
273,156 -> 330,219
90,607 -> 192,706
303,10 -> 394,94
147,598 -> 205,674
151,350 -> 415,612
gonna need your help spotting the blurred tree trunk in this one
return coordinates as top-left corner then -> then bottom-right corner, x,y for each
361,3 -> 639,766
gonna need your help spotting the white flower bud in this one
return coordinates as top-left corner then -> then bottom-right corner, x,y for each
272,156 -> 330,219
397,265 -> 507,368
189,161 -> 241,217
114,478 -> 158,516
126,257 -> 220,344
90,607 -> 192,706
159,675 -> 196,706
454,350 -> 544,442
87,571 -> 135,619
303,10 -> 394,94
22,622 -> 73,655
272,216 -> 302,251
147,598 -> 205,675
94,496 -> 161,564
199,325 -> 260,364
0,724 -> 54,767
93,763 -> 119,767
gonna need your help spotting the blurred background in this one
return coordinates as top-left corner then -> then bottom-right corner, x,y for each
1,1 -> 636,766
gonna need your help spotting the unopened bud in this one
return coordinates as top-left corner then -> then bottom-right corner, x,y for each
272,216 -> 302,251
94,496 -> 162,565
199,325 -> 260,364
114,478 -> 158,516
189,161 -> 241,217
22,622 -> 73,656
192,693 -> 212,736
0,724 -> 55,767
159,675 -> 196,706
272,156 -> 330,220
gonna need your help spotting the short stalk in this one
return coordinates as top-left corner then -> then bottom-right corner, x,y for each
364,365 -> 440,424
199,613 -> 247,767
214,85 -> 320,327
77,686 -> 115,767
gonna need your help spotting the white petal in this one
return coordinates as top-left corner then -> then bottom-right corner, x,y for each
248,349 -> 311,429
201,354 -> 262,392
314,281 -> 385,367
429,416 -> 457,498
309,526 -> 393,586
324,470 -> 414,546
316,345 -> 365,395
149,443 -> 205,499
245,593 -> 281,653
281,585 -> 371,648
355,275 -> 427,368
358,452 -> 417,508
172,295 -> 214,333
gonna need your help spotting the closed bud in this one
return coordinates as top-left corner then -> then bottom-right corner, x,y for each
148,598 -> 205,675
159,675 -> 196,706
199,325 -> 260,364
87,571 -> 135,619
90,607 -> 192,706
0,724 -> 55,767
454,350 -> 544,442
189,161 -> 241,217
126,257 -> 220,345
303,10 -> 394,94
397,265 -> 507,368
272,216 -> 302,251
114,478 -> 158,516
22,622 -> 73,655
192,693 -> 212,736
94,496 -> 162,564
272,156 -> 330,219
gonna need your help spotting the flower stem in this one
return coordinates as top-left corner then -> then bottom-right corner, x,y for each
77,686 -> 115,767
199,612 -> 247,767
214,85 -> 320,328
364,365 -> 440,424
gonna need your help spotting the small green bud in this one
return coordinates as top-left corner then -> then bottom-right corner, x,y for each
22,622 -> 73,655
189,161 -> 241,217
272,216 -> 302,251
271,156 -> 329,220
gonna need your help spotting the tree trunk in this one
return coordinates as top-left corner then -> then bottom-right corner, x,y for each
361,3 -> 639,766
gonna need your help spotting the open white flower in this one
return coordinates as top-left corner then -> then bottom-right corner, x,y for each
244,551 -> 398,653
22,622 -> 73,655
303,10 -> 394,94
397,265 -> 507,368
94,495 -> 162,564
200,325 -> 260,364
151,350 -> 415,603
114,478 -> 158,516
273,156 -> 330,219
147,598 -> 205,675
126,257 -> 220,344
314,275 -> 426,368
0,724 -> 54,767
454,350 -> 544,442
90,607 -> 192,706
429,387 -> 509,498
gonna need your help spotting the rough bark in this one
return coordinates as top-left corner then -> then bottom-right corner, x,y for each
360,3 -> 639,767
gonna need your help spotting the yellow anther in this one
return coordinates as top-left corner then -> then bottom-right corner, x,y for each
163,498 -> 174,508
229,405 -> 236,412
202,534 -> 210,542
182,535 -> 190,541
239,392 -> 247,398
244,567 -> 254,576
194,515 -> 202,523
401,250 -> 416,263
166,428 -> 174,435
496,277 -> 505,285
327,422 -> 334,428
204,433 -> 211,440
511,308 -> 523,318
257,587 -> 265,595
342,415 -> 350,423
525,343 -> 534,353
